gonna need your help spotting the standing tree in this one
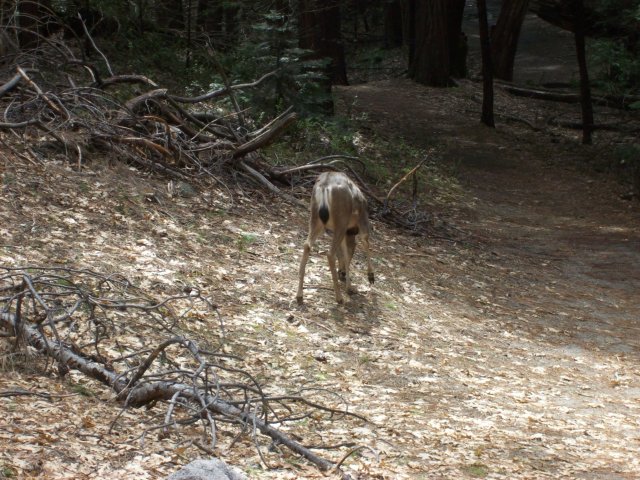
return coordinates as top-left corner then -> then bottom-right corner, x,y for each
298,0 -> 348,114
384,0 -> 403,48
491,0 -> 530,81
409,0 -> 466,87
15,0 -> 52,48
477,0 -> 495,127
573,0 -> 593,144
400,0 -> 417,69
298,0 -> 348,86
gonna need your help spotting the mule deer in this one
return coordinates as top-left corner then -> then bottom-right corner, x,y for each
296,172 -> 374,304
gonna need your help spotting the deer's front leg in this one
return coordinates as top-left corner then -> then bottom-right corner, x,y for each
336,244 -> 347,283
361,234 -> 374,285
296,242 -> 312,304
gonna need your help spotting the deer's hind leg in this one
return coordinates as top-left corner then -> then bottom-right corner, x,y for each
328,230 -> 347,304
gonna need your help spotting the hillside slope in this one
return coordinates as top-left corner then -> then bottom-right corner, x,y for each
1,78 -> 640,479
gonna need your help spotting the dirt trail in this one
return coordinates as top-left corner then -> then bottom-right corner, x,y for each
333,79 -> 640,478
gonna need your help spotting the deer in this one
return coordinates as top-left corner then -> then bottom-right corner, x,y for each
296,172 -> 375,304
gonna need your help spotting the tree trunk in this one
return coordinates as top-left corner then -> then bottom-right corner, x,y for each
410,0 -> 465,87
156,0 -> 185,31
298,0 -> 348,114
477,0 -> 495,127
573,0 -> 593,144
323,0 -> 348,86
224,4 -> 240,47
16,0 -> 52,48
299,0 -> 345,80
185,0 -> 197,68
447,0 -> 467,78
400,0 -> 416,68
384,0 -> 403,48
491,0 -> 530,81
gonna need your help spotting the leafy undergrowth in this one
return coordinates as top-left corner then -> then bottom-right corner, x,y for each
2,79 -> 640,479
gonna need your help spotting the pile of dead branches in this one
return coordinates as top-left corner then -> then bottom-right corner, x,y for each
0,12 -> 446,237
0,266 -> 369,475
0,12 -> 297,186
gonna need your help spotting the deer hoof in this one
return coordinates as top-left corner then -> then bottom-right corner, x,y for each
368,273 -> 375,284
296,295 -> 304,305
338,270 -> 346,282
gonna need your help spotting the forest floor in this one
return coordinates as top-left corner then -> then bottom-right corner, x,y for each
2,75 -> 640,479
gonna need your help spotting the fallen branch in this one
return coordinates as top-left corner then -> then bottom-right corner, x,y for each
232,111 -> 298,158
547,118 -> 640,132
239,160 -> 305,208
0,268 -> 366,475
169,70 -> 277,104
500,83 -> 640,110
384,159 -> 426,209
100,74 -> 159,89
0,72 -> 22,98
2,310 -> 337,472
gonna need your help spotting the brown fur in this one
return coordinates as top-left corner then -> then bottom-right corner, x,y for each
296,172 -> 374,304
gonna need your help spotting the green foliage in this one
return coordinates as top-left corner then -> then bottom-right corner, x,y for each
71,383 -> 95,397
237,233 -> 258,251
1,465 -> 17,478
1,172 -> 15,186
588,0 -> 640,95
462,463 -> 490,478
590,38 -> 640,95
229,11 -> 332,117
265,113 -> 462,208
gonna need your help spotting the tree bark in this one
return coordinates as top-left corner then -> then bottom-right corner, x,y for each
384,0 -> 403,48
16,0 -> 52,49
298,0 -> 348,86
491,0 -> 530,81
411,0 -> 449,86
400,0 -> 417,68
477,0 -> 495,127
447,0 -> 467,79
573,0 -> 593,144
298,0 -> 349,114
410,0 -> 465,86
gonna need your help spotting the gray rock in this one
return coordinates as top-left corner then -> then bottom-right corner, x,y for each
167,459 -> 247,480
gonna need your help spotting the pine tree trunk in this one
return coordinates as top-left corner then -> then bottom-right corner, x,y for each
448,0 -> 467,78
324,0 -> 348,85
16,0 -> 52,48
477,0 -> 495,127
299,0 -> 349,114
298,0 -> 348,86
400,0 -> 416,68
411,0 -> 449,86
384,0 -> 403,48
491,0 -> 530,81
573,0 -> 593,144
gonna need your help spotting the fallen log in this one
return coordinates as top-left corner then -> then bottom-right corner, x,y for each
0,264 -> 368,478
500,84 -> 640,110
232,111 -> 298,159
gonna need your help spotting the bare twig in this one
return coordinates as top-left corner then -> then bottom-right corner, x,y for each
0,267 -> 370,473
77,12 -> 114,76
